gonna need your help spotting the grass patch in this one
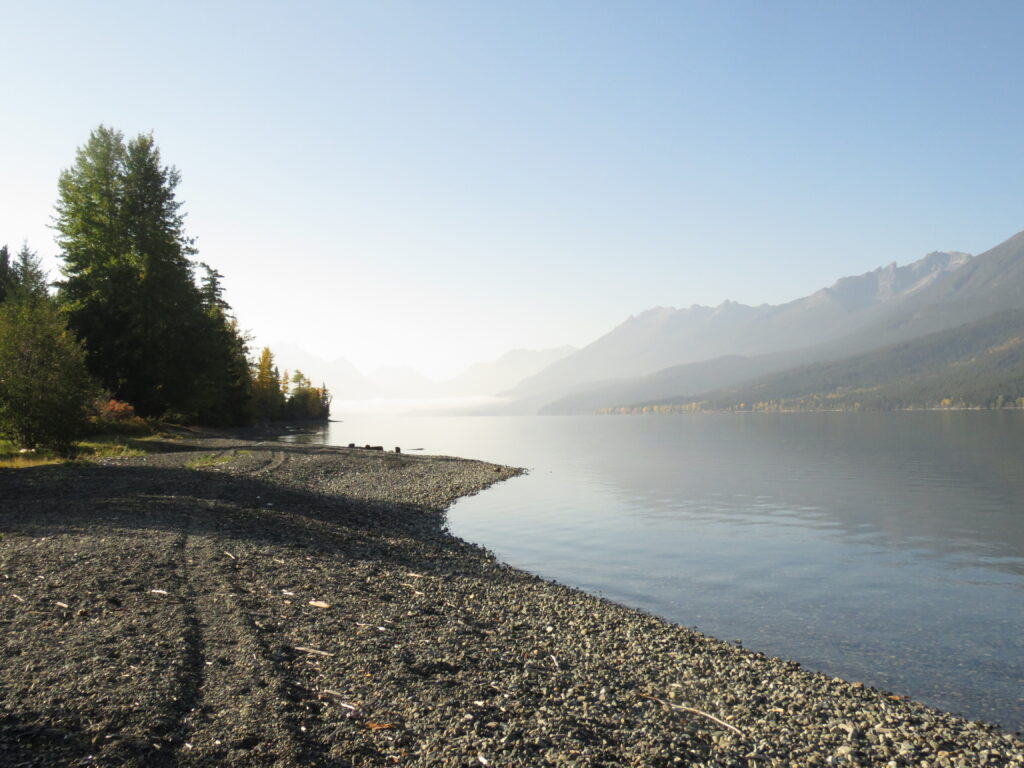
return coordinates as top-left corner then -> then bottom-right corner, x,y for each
76,438 -> 149,460
0,453 -> 64,469
0,431 -> 164,468
186,453 -> 234,470
0,440 -> 62,468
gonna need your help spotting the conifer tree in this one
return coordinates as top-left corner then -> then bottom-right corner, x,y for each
54,126 -> 250,422
9,244 -> 49,303
0,245 -> 12,303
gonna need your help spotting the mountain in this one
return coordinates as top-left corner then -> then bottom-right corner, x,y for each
539,354 -> 785,414
440,346 -> 575,396
265,342 -> 378,399
364,347 -> 577,398
830,230 -> 1024,350
366,365 -> 437,398
823,250 -> 973,310
616,310 -> 1024,412
264,343 -> 576,401
549,229 -> 1024,414
509,249 -> 972,404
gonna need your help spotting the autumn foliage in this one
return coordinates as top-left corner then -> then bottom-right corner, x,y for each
250,347 -> 331,423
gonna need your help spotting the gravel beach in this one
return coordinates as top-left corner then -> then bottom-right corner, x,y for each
1,434 -> 1021,767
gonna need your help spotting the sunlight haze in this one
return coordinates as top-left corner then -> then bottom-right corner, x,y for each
3,0 -> 1022,380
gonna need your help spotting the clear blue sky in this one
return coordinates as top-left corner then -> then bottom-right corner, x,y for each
3,1 -> 1022,378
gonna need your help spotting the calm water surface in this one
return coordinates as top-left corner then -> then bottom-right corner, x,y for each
289,412 -> 1024,732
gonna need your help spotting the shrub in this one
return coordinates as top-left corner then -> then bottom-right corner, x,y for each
89,397 -> 150,435
99,398 -> 136,420
0,300 -> 98,455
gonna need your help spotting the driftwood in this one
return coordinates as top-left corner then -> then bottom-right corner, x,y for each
319,690 -> 358,710
293,646 -> 334,657
641,694 -> 744,737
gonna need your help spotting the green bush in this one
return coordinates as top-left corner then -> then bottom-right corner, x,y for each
0,300 -> 98,455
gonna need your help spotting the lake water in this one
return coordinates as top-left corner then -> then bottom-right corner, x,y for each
287,411 -> 1024,733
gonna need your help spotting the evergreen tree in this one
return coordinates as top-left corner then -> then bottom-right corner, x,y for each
54,126 -> 250,422
248,350 -> 331,423
0,243 -> 50,305
0,245 -> 12,303
9,243 -> 49,303
281,370 -> 331,421
190,267 -> 253,425
198,263 -> 230,313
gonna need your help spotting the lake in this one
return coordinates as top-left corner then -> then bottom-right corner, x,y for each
286,411 -> 1024,733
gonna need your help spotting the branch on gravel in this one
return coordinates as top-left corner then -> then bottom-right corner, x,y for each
641,694 -> 744,737
293,645 -> 334,657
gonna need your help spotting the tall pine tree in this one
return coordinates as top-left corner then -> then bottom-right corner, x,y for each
55,126 -> 250,422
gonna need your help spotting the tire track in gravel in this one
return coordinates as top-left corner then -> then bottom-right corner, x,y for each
171,462 -> 310,767
256,450 -> 287,476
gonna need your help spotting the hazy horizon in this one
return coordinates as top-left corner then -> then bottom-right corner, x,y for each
269,243 -> 976,386
4,2 -> 1023,379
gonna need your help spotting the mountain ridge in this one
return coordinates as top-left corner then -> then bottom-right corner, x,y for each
541,229 -> 1024,414
266,343 -> 577,402
610,309 -> 1024,413
509,248 -> 973,404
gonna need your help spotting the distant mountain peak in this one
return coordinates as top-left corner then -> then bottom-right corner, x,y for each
509,242 -> 984,402
822,250 -> 971,311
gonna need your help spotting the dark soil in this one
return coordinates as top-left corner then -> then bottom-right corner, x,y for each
1,436 -> 1021,767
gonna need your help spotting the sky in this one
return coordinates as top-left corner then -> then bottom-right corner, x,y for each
3,1 -> 1023,379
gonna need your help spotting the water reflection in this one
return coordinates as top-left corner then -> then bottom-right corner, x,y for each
297,412 -> 1024,731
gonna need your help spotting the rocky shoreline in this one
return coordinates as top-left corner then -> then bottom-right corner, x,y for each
1,434 -> 1021,767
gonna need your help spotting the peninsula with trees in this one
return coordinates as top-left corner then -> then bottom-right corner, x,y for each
0,126 -> 329,457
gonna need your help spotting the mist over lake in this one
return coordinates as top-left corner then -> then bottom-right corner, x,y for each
289,411 -> 1024,733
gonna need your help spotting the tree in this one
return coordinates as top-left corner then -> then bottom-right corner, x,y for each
198,262 -> 229,313
54,126 -> 250,422
189,267 -> 253,426
250,347 -> 284,422
249,350 -> 331,423
9,243 -> 49,303
0,245 -> 12,303
0,243 -> 50,306
281,370 -> 331,421
0,298 -> 97,454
